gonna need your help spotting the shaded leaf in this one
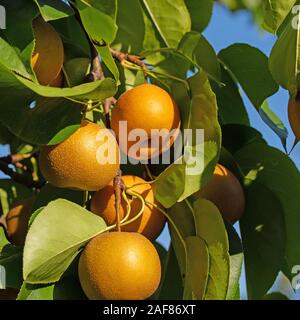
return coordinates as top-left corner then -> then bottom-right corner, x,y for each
185,0 -> 213,32
23,199 -> 107,284
259,100 -> 288,150
235,144 -> 298,284
32,183 -> 85,212
211,64 -> 249,126
269,12 -> 300,96
261,0 -> 296,33
33,0 -> 74,21
157,245 -> 183,299
219,43 -> 279,108
0,245 -> 23,289
239,182 -> 286,299
184,236 -> 209,300
179,31 -> 221,82
0,179 -> 33,214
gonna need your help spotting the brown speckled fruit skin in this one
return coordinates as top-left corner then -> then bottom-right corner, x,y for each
39,121 -> 120,191
6,197 -> 35,246
111,84 -> 181,160
288,98 -> 300,141
78,232 -> 161,300
194,164 -> 245,223
90,175 -> 166,240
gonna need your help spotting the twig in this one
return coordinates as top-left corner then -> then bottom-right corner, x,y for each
113,169 -> 124,232
109,48 -> 148,77
71,2 -> 116,127
0,159 -> 43,189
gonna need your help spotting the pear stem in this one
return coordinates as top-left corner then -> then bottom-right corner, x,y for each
113,170 -> 124,232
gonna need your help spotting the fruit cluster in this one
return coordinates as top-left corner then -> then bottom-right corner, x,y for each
2,17 -> 246,300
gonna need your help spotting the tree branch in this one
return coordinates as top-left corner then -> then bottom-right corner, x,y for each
0,158 -> 43,189
109,47 -> 148,76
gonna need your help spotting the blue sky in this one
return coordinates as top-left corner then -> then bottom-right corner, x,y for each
0,3 -> 299,299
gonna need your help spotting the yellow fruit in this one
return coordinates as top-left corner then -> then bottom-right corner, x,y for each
193,164 -> 245,223
90,175 -> 166,240
6,197 -> 35,246
78,232 -> 161,300
288,98 -> 300,140
31,17 -> 64,86
39,121 -> 120,191
111,84 -> 181,160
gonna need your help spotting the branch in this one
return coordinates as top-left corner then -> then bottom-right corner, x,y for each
0,158 -> 43,189
113,169 -> 124,232
84,46 -> 117,128
109,47 -> 148,76
71,2 -> 116,128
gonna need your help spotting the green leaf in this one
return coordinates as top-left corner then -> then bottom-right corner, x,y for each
158,245 -> 184,299
52,16 -> 90,58
234,143 -> 299,284
219,44 -> 279,108
193,199 -> 229,249
178,32 -> 221,82
222,124 -> 266,155
17,282 -> 55,300
259,100 -> 288,150
167,201 -> 195,273
204,242 -> 230,300
0,245 -> 23,289
154,141 -> 219,208
33,0 -> 75,21
17,276 -> 86,300
0,122 -> 14,145
184,0 -> 213,32
269,13 -> 300,96
261,0 -> 296,33
0,37 -> 32,78
17,75 -> 117,101
177,72 -> 221,143
240,182 -> 285,299
0,227 -> 9,252
193,198 -> 230,300
184,236 -> 209,300
23,199 -> 107,284
0,179 -> 33,214
0,97 -> 82,146
113,0 -> 145,53
153,72 -> 221,208
0,0 -> 37,70
0,60 -> 117,102
95,45 -> 120,81
47,124 -> 81,146
32,183 -> 85,212
75,0 -> 118,44
227,253 -> 243,300
63,58 -> 90,87
211,64 -> 250,126
141,0 -> 191,48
